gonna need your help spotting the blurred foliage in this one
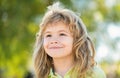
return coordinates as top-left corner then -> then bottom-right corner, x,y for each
0,0 -> 120,78
101,61 -> 120,78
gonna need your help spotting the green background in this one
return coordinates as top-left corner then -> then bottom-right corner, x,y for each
0,0 -> 120,78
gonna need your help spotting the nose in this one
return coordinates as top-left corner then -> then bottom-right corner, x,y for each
50,36 -> 59,44
51,41 -> 58,44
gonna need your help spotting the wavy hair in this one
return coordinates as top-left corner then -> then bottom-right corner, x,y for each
33,2 -> 96,78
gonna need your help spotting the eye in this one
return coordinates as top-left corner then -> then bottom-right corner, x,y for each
45,34 -> 52,37
60,33 -> 66,36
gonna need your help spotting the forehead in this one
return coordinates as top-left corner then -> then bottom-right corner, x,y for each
44,21 -> 70,32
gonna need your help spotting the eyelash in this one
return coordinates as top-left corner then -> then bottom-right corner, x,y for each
45,33 -> 66,38
46,34 -> 52,37
60,33 -> 66,36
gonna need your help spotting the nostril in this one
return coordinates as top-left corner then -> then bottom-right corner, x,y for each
50,37 -> 59,44
51,41 -> 58,44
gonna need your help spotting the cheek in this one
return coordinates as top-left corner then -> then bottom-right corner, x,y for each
65,38 -> 73,48
68,42 -> 73,50
43,39 -> 48,50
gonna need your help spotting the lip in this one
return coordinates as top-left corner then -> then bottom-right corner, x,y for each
49,47 -> 63,49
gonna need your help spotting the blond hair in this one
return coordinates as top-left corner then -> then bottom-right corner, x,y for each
33,2 -> 96,78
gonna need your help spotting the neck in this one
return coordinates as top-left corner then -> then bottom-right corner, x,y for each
53,56 -> 74,77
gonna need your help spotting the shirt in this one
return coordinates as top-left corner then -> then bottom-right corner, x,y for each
48,65 -> 106,78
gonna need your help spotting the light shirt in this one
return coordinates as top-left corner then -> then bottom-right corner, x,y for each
48,65 -> 106,78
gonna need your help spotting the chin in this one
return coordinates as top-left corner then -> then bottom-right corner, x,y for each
48,54 -> 64,58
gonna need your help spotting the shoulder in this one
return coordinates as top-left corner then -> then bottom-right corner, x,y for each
92,65 -> 106,78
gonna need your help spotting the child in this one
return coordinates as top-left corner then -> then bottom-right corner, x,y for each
33,2 -> 106,78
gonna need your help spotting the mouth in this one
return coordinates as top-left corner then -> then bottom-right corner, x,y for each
49,47 -> 63,49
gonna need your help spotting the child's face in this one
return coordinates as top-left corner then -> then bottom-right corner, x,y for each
43,21 -> 73,59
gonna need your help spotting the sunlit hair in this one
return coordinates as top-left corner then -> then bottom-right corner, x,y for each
33,2 -> 96,78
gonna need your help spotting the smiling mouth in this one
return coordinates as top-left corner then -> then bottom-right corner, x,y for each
49,47 -> 63,49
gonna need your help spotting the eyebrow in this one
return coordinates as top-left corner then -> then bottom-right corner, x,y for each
44,30 -> 70,34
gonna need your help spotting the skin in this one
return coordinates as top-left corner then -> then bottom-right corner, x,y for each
43,21 -> 74,77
